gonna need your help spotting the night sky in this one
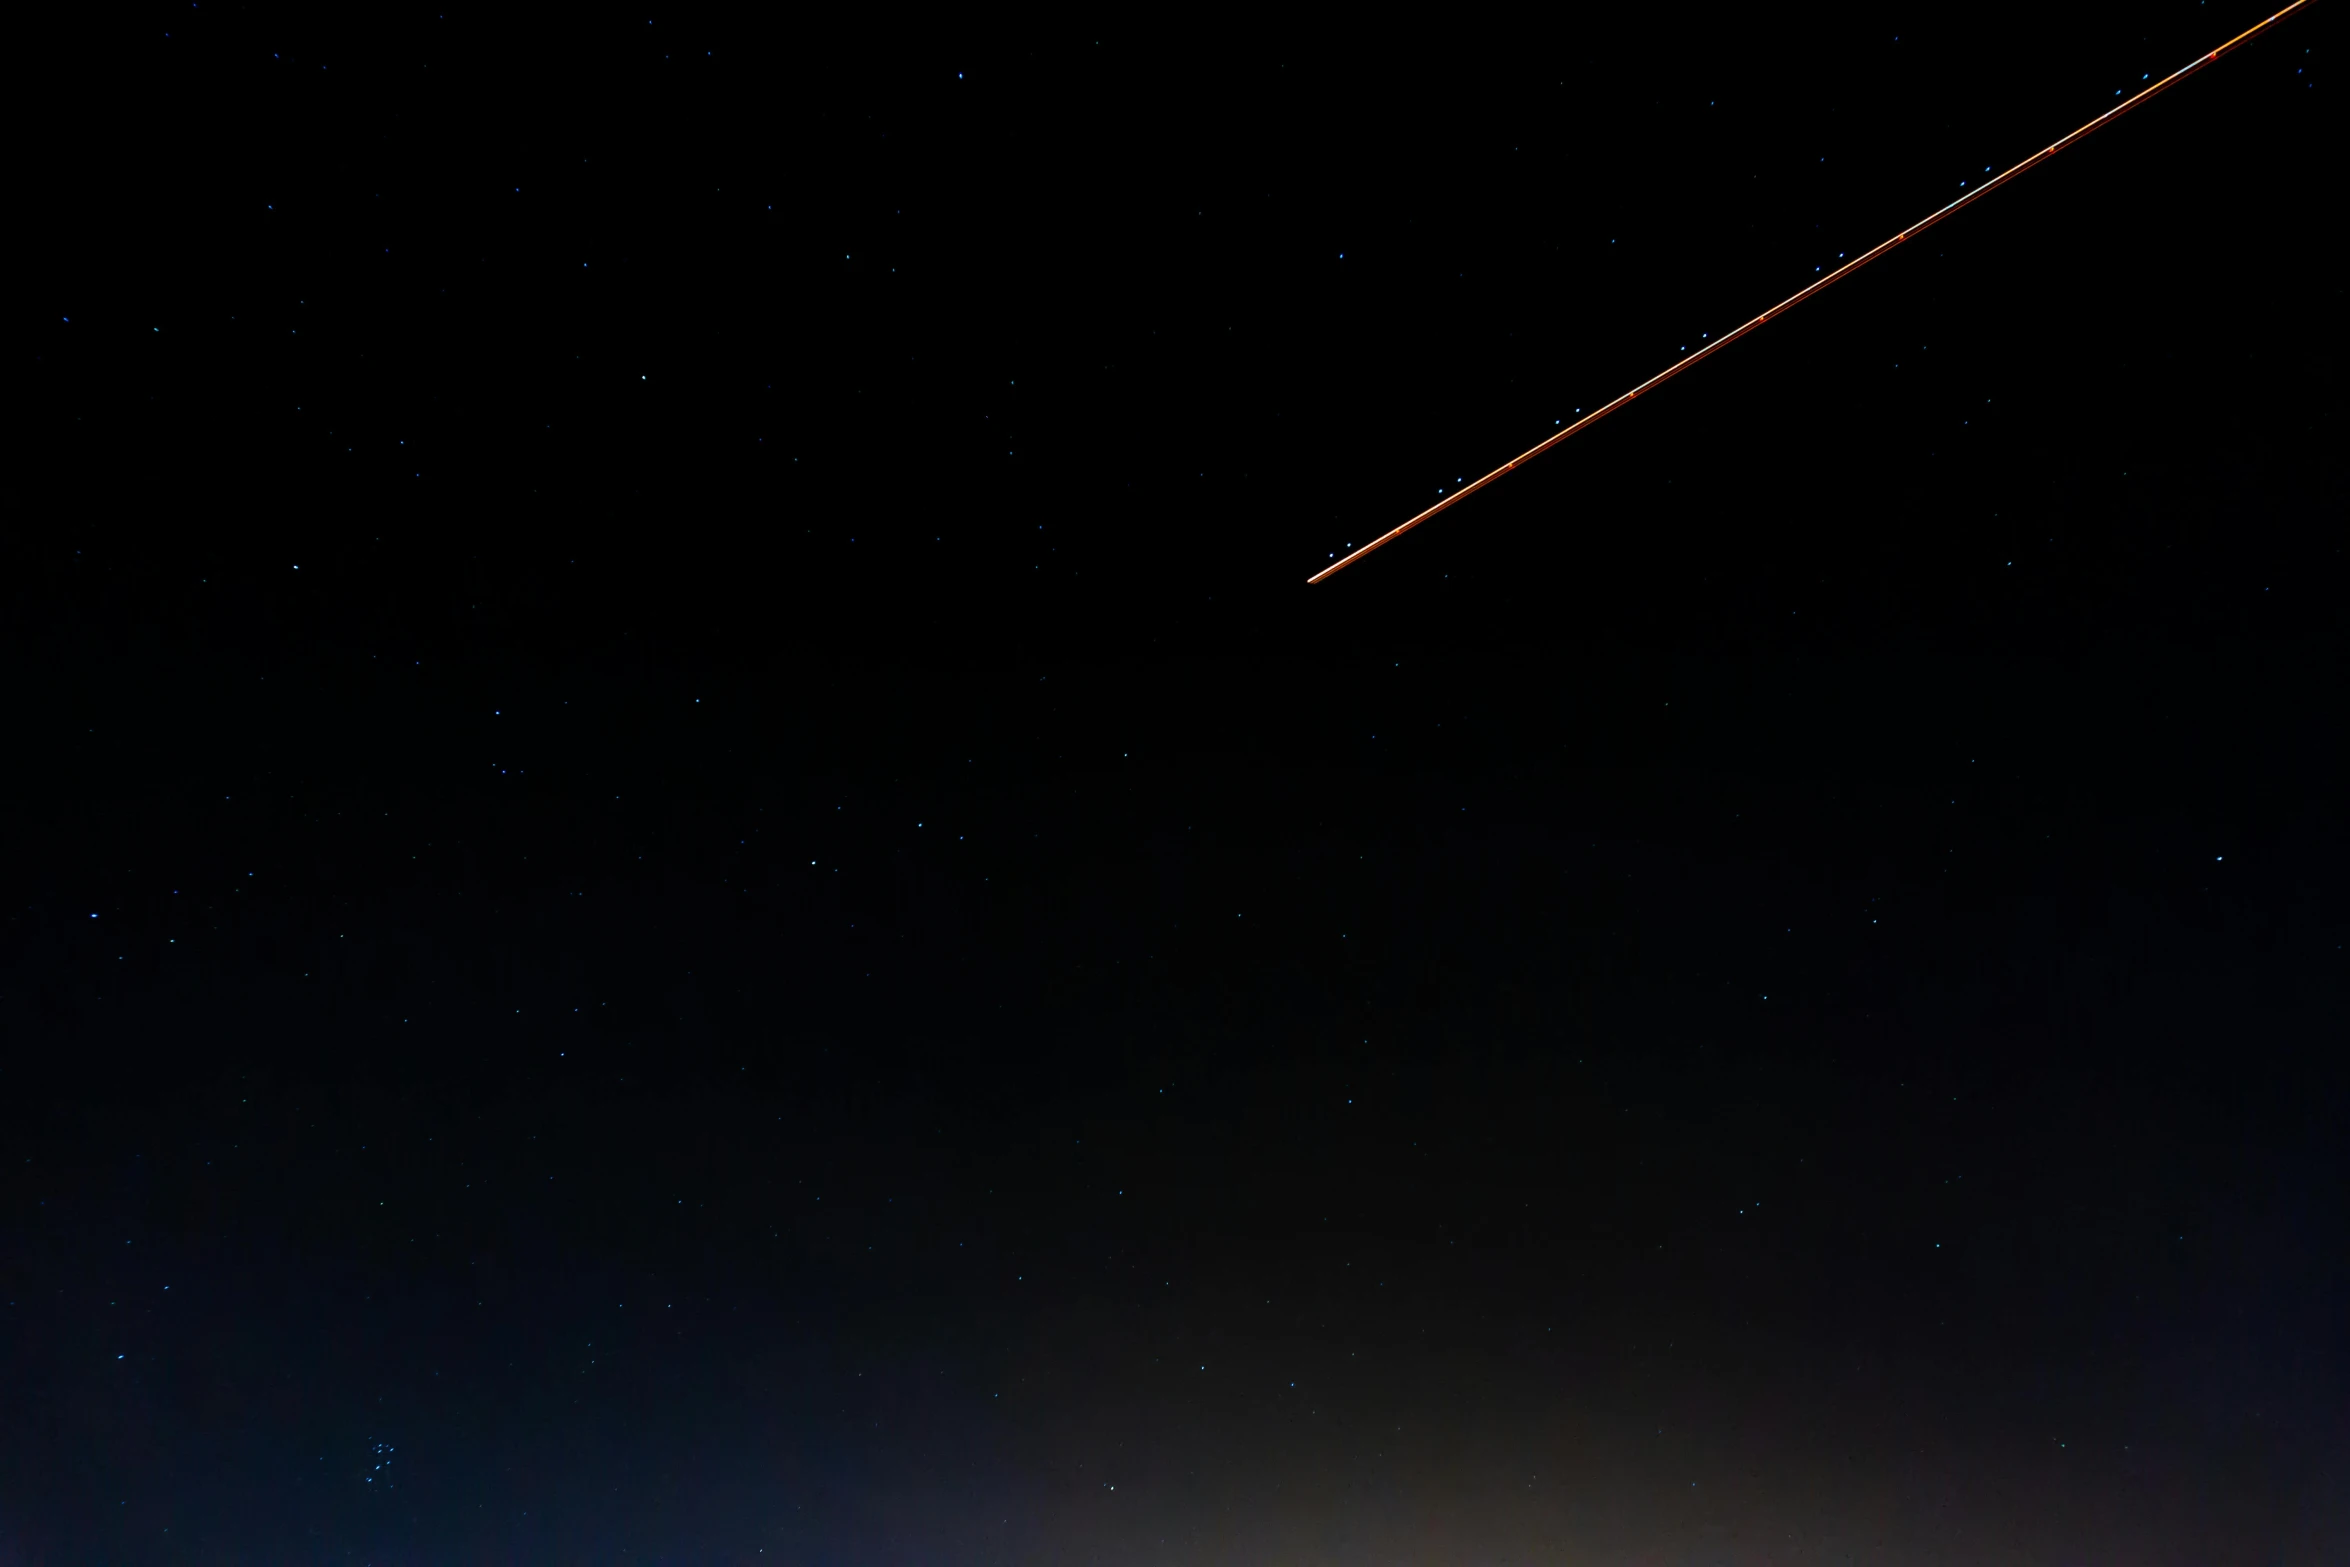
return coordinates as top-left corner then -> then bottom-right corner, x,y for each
10,5 -> 2345,1563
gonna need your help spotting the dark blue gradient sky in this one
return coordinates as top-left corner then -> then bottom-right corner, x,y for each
10,4 -> 2343,1562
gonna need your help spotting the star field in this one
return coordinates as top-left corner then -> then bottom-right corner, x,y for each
11,4 -> 2343,1562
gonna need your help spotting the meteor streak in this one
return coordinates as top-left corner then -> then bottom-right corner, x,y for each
1308,0 -> 2314,585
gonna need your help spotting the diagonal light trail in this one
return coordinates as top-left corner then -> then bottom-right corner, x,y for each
1308,0 -> 2314,585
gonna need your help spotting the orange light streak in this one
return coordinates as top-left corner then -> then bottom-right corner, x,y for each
1308,0 -> 2314,585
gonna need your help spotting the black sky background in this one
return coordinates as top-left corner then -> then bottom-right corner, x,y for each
9,4 -> 2345,1563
